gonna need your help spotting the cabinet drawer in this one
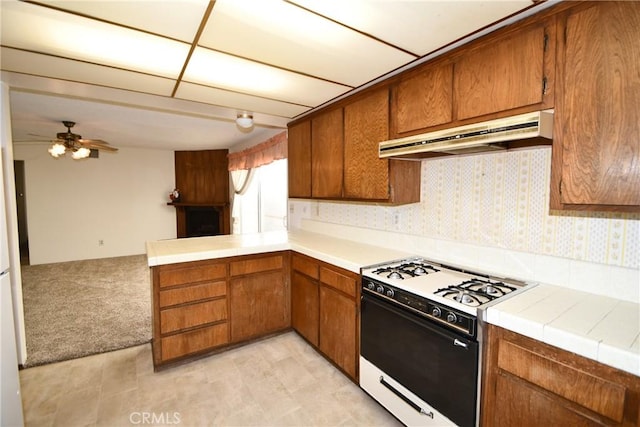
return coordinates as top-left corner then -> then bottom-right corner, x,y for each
292,254 -> 319,279
158,263 -> 226,288
161,323 -> 228,361
160,298 -> 227,334
320,267 -> 357,298
498,339 -> 626,422
230,255 -> 283,276
159,281 -> 226,308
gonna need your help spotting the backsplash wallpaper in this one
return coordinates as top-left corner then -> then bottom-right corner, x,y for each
301,147 -> 639,270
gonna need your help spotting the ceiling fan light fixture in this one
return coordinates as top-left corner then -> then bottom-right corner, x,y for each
48,143 -> 66,158
71,147 -> 91,159
236,112 -> 253,128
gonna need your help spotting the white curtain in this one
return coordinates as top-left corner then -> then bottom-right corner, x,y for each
230,169 -> 254,234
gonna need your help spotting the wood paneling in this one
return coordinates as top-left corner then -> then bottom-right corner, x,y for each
174,150 -> 229,204
343,88 -> 389,200
160,323 -> 228,361
481,325 -> 640,426
288,121 -> 312,198
454,23 -> 548,121
291,253 -> 319,280
160,298 -> 227,333
159,281 -> 226,308
229,254 -> 283,276
392,62 -> 453,136
551,1 -> 640,210
319,285 -> 358,380
291,270 -> 319,346
319,266 -> 357,298
158,263 -> 226,288
311,108 -> 344,198
229,270 -> 288,342
498,340 -> 626,422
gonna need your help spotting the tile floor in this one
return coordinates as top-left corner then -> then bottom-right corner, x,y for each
19,332 -> 402,426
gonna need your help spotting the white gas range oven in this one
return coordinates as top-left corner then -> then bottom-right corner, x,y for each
359,257 -> 533,427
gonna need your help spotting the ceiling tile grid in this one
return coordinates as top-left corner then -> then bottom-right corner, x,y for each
0,0 -> 553,150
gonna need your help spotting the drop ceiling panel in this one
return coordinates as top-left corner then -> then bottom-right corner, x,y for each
290,0 -> 532,56
35,0 -> 211,42
0,1 -> 190,78
175,82 -> 310,119
183,47 -> 351,106
200,0 -> 416,87
1,48 -> 176,96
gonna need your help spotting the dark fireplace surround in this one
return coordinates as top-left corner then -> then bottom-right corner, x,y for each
171,204 -> 228,238
185,206 -> 221,237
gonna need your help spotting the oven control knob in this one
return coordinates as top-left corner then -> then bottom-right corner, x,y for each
431,307 -> 442,317
367,282 -> 375,290
376,285 -> 385,294
446,312 -> 458,323
385,289 -> 394,298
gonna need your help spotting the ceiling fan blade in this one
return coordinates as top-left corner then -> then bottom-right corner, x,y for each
78,140 -> 118,152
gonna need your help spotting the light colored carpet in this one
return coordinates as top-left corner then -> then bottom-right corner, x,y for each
21,254 -> 151,367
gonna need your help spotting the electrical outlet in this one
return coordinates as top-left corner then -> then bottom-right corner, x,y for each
98,239 -> 104,246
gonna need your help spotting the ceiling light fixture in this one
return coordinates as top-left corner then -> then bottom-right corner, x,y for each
48,143 -> 91,159
236,112 -> 254,128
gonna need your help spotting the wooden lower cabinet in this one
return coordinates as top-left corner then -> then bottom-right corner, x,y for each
481,325 -> 640,426
151,252 -> 290,369
228,253 -> 290,343
151,259 -> 229,368
291,270 -> 319,346
319,284 -> 357,380
290,253 -> 360,381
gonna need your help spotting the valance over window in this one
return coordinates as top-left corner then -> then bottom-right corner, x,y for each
227,131 -> 287,171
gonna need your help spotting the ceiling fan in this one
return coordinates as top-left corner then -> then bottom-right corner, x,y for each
48,121 -> 118,159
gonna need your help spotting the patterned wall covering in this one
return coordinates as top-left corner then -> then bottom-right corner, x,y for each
308,147 -> 639,269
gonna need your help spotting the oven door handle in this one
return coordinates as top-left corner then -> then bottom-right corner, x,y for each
379,376 -> 434,419
453,338 -> 468,348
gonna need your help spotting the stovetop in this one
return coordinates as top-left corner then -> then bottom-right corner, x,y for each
361,257 -> 528,316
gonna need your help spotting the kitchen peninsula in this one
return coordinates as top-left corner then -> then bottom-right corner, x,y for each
147,230 -> 639,373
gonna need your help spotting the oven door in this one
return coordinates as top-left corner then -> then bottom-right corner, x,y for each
360,291 -> 479,427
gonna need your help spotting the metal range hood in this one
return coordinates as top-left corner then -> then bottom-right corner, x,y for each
379,110 -> 554,159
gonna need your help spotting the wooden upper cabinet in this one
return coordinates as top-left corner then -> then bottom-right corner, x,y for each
174,150 -> 229,204
391,62 -> 453,137
454,20 -> 554,121
287,120 -> 312,198
344,88 -> 390,200
311,108 -> 344,198
550,1 -> 640,211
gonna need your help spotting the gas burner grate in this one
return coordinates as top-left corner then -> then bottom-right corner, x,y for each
459,278 -> 516,297
434,286 -> 493,307
371,262 -> 440,280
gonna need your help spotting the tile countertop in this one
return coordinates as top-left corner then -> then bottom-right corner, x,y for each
486,284 -> 640,377
145,230 -> 413,273
146,230 -> 639,378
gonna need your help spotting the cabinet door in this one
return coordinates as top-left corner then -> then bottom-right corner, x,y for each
229,271 -> 288,342
551,2 -> 640,210
288,120 -> 312,198
391,62 -> 453,136
343,88 -> 390,200
312,108 -> 344,198
291,271 -> 319,346
319,285 -> 357,380
454,22 -> 551,121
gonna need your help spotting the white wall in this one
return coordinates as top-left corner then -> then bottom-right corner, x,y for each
13,143 -> 176,264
